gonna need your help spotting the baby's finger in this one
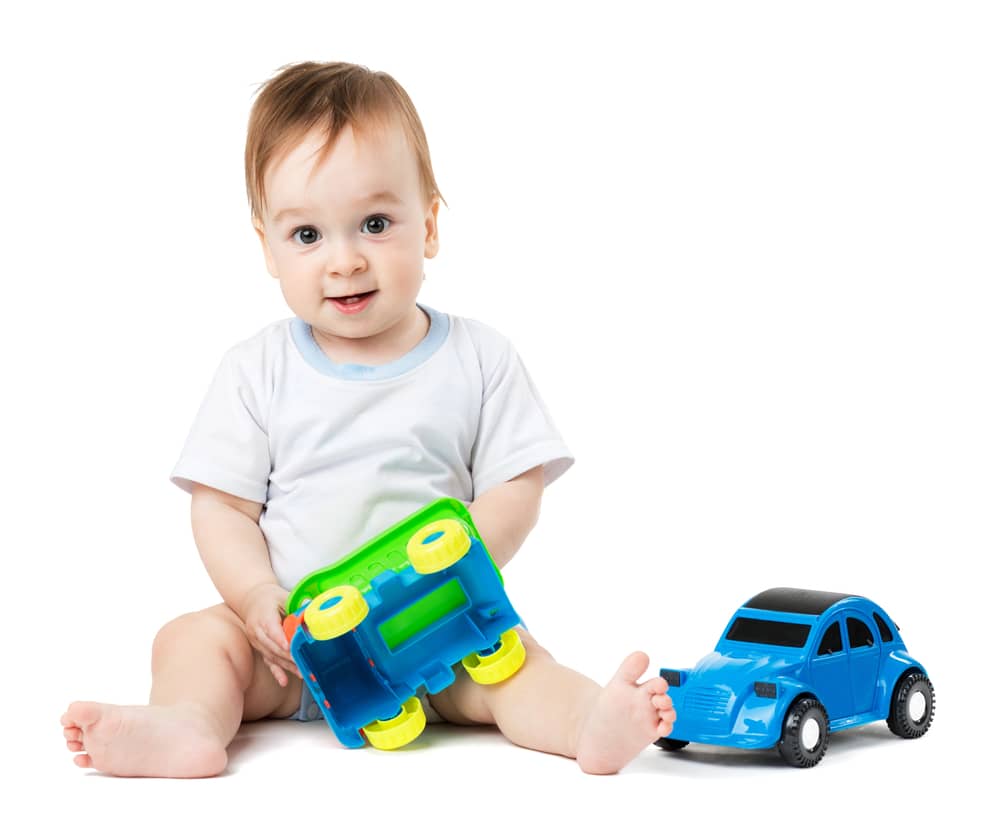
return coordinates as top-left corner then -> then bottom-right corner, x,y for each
254,623 -> 287,661
268,620 -> 291,654
265,659 -> 289,688
258,632 -> 300,677
255,642 -> 282,682
271,648 -> 301,678
281,659 -> 302,679
259,616 -> 289,653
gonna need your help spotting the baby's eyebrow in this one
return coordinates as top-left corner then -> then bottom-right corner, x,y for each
272,191 -> 404,224
355,190 -> 404,206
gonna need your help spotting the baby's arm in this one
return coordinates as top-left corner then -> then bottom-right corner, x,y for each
467,465 -> 544,568
190,483 -> 298,685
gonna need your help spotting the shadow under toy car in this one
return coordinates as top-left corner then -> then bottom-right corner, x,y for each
656,587 -> 934,767
282,498 -> 525,750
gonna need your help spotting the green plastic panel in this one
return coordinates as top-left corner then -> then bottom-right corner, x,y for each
378,578 -> 468,651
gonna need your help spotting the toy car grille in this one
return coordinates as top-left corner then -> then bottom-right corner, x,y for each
686,686 -> 733,725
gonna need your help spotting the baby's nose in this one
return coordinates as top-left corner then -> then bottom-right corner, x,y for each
325,239 -> 366,277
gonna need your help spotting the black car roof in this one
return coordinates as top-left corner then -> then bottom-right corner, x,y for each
744,587 -> 859,616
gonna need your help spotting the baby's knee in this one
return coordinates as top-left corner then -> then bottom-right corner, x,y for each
151,605 -> 248,664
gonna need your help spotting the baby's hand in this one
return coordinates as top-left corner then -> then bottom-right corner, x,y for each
240,583 -> 302,687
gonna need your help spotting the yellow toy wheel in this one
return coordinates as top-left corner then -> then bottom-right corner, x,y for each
406,519 -> 471,574
303,585 -> 368,641
362,696 -> 426,750
462,629 -> 526,685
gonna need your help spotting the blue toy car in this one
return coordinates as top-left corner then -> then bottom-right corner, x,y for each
656,587 -> 935,767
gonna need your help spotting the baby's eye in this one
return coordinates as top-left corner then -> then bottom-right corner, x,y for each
362,215 -> 391,234
291,226 -> 320,246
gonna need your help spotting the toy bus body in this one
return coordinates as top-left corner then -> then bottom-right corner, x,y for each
285,498 -> 521,748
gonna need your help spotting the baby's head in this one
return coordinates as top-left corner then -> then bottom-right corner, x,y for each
245,61 -> 446,361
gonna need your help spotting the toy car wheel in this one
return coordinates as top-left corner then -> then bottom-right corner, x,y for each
302,585 -> 369,641
887,671 -> 935,739
654,737 -> 689,752
362,696 -> 427,750
406,519 -> 472,574
777,697 -> 829,768
462,628 -> 527,685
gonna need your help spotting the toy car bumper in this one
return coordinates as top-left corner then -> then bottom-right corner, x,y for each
665,684 -> 783,749
668,723 -> 778,750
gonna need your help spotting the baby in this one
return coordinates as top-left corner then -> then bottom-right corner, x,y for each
61,60 -> 675,777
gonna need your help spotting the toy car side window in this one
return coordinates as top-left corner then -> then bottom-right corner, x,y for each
817,621 -> 843,655
872,612 -> 895,643
847,617 -> 875,649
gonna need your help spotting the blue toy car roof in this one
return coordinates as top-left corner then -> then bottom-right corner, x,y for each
744,587 -> 859,616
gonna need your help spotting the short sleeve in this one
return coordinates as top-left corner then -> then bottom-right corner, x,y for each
470,337 -> 574,497
169,348 -> 271,503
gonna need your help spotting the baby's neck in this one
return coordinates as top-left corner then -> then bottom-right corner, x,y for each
312,305 -> 429,367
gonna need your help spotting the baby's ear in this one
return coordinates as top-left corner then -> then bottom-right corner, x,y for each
423,198 -> 440,259
252,219 -> 280,279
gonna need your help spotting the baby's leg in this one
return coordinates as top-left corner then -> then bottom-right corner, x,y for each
428,629 -> 675,774
61,604 -> 302,778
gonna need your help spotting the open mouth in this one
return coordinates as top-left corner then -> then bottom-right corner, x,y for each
327,290 -> 377,313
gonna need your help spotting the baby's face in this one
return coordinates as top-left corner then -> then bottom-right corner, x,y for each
254,120 -> 439,361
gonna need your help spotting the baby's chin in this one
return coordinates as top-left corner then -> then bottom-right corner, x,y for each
307,307 -> 417,356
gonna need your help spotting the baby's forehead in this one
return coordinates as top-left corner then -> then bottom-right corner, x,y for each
264,120 -> 420,210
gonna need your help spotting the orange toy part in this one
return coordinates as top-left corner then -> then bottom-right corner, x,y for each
283,613 -> 303,644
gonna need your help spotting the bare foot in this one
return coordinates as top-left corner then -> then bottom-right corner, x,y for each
575,652 -> 676,775
61,701 -> 228,778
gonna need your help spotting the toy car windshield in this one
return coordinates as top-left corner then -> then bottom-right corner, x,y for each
725,617 -> 812,648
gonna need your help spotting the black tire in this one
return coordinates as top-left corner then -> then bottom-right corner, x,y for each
887,671 -> 935,739
654,737 -> 689,752
777,697 -> 830,768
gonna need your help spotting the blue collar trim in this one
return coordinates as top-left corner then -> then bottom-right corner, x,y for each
290,304 -> 449,380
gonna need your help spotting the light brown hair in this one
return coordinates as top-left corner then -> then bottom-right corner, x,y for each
245,61 -> 446,223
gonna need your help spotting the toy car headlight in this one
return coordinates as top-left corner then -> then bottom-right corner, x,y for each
660,669 -> 687,687
754,681 -> 778,699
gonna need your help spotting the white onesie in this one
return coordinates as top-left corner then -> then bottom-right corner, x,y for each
170,304 -> 574,590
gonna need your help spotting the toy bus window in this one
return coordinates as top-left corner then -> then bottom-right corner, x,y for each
817,622 -> 843,655
847,617 -> 875,649
725,617 -> 811,648
378,579 -> 469,651
872,612 -> 894,643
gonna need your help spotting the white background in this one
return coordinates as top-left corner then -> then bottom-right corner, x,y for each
4,1 -> 997,825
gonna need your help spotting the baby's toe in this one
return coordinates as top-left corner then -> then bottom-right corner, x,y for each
73,754 -> 93,769
639,676 -> 668,695
612,652 -> 650,685
65,701 -> 102,731
67,740 -> 84,752
64,726 -> 82,741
